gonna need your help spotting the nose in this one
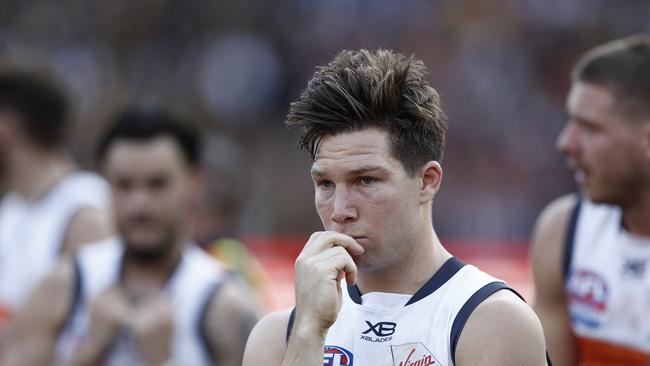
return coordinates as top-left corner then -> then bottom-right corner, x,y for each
330,186 -> 358,224
556,120 -> 578,156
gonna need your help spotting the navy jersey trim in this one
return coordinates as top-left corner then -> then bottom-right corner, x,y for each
346,256 -> 465,306
286,307 -> 296,343
405,256 -> 465,306
563,197 -> 582,280
449,281 -> 511,365
197,273 -> 232,364
60,256 -> 83,334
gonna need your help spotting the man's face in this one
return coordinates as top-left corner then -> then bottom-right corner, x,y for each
311,127 -> 425,272
557,82 -> 648,205
104,136 -> 196,261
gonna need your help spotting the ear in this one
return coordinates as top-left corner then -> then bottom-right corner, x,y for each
418,160 -> 443,204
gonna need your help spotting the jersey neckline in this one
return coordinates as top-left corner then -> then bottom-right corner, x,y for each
346,256 -> 466,306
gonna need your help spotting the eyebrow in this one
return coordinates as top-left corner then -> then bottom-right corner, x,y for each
310,165 -> 388,177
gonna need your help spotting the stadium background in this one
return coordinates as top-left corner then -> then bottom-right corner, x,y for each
1,0 -> 648,310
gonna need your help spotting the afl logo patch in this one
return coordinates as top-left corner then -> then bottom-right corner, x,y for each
566,269 -> 608,328
323,345 -> 353,366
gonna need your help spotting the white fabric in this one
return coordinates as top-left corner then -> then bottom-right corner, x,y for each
56,238 -> 227,366
0,171 -> 110,311
323,260 -> 502,366
567,199 -> 650,353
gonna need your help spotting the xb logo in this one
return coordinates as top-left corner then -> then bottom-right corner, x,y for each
363,321 -> 397,337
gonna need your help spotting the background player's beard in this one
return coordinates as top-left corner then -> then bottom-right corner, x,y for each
123,226 -> 178,264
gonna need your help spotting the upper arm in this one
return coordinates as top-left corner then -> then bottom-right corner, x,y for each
456,290 -> 547,365
4,258 -> 76,366
204,280 -> 260,366
61,206 -> 113,255
530,194 -> 578,365
242,310 -> 291,366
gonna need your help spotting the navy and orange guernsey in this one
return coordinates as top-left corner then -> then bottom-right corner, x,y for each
287,257 -> 545,366
564,199 -> 650,365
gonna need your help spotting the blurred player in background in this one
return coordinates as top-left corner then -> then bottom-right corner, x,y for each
0,69 -> 111,350
4,110 -> 258,366
191,135 -> 275,311
531,35 -> 650,365
244,49 -> 549,365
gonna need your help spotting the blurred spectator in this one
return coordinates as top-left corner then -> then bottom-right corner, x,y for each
0,68 -> 111,350
191,134 -> 276,311
0,1 -> 649,238
4,110 -> 258,366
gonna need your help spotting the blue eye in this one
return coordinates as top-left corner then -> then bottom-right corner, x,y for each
318,180 -> 334,189
359,177 -> 375,186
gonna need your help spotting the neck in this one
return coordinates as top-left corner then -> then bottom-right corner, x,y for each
8,146 -> 73,201
356,227 -> 452,295
121,240 -> 186,298
622,191 -> 650,237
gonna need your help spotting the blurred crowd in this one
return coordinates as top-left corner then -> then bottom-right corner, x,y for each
1,0 -> 649,239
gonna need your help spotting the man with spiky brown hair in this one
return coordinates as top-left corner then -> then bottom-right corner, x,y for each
244,49 -> 549,366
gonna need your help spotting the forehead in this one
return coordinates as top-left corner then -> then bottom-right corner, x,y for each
567,82 -> 620,122
104,136 -> 189,176
312,127 -> 402,174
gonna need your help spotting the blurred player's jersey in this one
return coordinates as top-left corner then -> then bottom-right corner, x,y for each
295,257 -> 516,366
565,199 -> 650,365
56,238 -> 228,366
0,172 -> 109,325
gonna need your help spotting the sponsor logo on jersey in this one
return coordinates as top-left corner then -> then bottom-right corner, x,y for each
391,342 -> 440,366
566,269 -> 608,328
360,320 -> 396,342
324,345 -> 353,366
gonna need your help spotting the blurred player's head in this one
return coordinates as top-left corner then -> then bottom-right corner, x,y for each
0,69 -> 69,176
558,35 -> 650,206
97,110 -> 200,263
287,49 -> 447,271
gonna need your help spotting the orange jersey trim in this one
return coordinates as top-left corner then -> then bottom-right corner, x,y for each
577,336 -> 650,366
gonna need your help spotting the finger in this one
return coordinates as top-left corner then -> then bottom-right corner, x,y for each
302,231 -> 364,257
317,252 -> 358,285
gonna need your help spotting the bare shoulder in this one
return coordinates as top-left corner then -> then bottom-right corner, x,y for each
204,280 -> 260,366
530,194 -> 578,275
456,290 -> 547,365
532,194 -> 577,252
62,206 -> 113,254
243,309 -> 293,366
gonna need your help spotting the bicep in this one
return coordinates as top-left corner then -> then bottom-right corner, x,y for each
243,311 -> 290,366
529,195 -> 578,366
4,260 -> 75,366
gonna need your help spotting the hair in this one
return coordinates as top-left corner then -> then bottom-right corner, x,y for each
572,34 -> 650,120
0,69 -> 69,150
96,109 -> 200,167
286,49 -> 448,176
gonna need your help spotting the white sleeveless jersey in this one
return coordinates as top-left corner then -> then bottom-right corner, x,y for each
55,238 -> 228,366
290,257 -> 516,366
565,198 -> 650,364
0,171 -> 110,313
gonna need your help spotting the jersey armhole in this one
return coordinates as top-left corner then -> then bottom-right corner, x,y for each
563,196 -> 582,281
286,307 -> 296,343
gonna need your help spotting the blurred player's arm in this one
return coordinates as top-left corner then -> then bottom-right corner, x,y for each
205,280 -> 260,366
456,289 -> 549,365
61,206 -> 113,255
531,194 -> 578,366
3,259 -> 74,366
242,310 -> 291,366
